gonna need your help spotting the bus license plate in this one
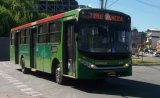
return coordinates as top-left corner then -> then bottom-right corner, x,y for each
108,71 -> 116,76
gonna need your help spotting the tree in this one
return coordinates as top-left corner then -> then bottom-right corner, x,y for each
0,0 -> 48,37
0,6 -> 15,37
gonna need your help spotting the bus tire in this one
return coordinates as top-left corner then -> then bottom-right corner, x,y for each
20,58 -> 27,74
55,63 -> 64,84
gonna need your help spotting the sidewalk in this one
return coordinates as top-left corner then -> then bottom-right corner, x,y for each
0,94 -> 42,98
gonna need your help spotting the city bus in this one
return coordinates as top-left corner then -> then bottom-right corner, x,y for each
10,8 -> 132,84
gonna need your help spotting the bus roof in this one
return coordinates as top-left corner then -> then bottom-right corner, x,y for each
11,13 -> 65,32
11,8 -> 130,32
11,9 -> 80,32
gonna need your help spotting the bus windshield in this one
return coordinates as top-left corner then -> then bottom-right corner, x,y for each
78,23 -> 131,53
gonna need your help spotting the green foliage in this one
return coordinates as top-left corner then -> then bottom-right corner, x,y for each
0,6 -> 15,37
0,0 -> 48,37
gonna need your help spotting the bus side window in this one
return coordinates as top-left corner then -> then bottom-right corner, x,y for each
26,29 -> 29,44
22,29 -> 27,44
19,29 -> 27,44
19,31 -> 22,44
38,24 -> 48,43
49,22 -> 61,43
24,29 -> 27,44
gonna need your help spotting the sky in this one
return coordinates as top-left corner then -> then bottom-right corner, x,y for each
77,0 -> 160,32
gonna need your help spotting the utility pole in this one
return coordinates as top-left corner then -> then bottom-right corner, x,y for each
104,0 -> 108,8
100,0 -> 104,9
100,0 -> 107,9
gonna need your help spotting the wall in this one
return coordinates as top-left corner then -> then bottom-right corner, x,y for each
0,37 -> 10,61
146,29 -> 160,50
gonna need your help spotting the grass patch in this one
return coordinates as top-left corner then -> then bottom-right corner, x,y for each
132,59 -> 160,65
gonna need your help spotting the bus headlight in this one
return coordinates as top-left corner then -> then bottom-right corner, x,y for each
124,61 -> 131,67
125,63 -> 129,67
90,64 -> 96,69
79,58 -> 93,68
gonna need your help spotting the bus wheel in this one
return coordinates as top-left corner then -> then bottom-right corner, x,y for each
55,64 -> 64,84
20,58 -> 27,74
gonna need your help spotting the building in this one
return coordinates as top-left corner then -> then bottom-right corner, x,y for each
131,29 -> 142,54
38,0 -> 78,14
156,40 -> 160,52
146,29 -> 160,50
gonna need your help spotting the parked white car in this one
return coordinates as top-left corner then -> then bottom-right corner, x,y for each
154,52 -> 160,57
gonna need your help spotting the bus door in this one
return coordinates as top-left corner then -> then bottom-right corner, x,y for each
15,32 -> 20,64
63,21 -> 76,76
30,27 -> 37,69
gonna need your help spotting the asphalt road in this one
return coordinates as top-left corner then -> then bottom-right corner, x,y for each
0,61 -> 160,98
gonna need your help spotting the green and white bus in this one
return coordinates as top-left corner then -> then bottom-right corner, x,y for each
10,8 -> 132,84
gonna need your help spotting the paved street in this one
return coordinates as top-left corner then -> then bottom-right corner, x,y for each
0,61 -> 160,98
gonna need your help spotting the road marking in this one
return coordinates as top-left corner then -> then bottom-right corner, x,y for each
6,78 -> 15,81
21,88 -> 33,92
5,75 -> 13,78
25,91 -> 42,95
0,70 -> 43,97
8,79 -> 19,83
21,88 -> 43,97
16,85 -> 28,88
5,77 -> 15,80
32,93 -> 43,97
13,82 -> 24,85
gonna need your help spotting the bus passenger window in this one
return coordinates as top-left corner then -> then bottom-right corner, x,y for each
49,22 -> 61,43
23,29 -> 27,44
26,29 -> 29,44
38,25 -> 47,43
20,31 -> 24,44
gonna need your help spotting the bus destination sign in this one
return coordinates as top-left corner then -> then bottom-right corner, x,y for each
80,11 -> 124,22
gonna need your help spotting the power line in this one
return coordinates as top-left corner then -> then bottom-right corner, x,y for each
107,0 -> 120,8
136,0 -> 160,9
